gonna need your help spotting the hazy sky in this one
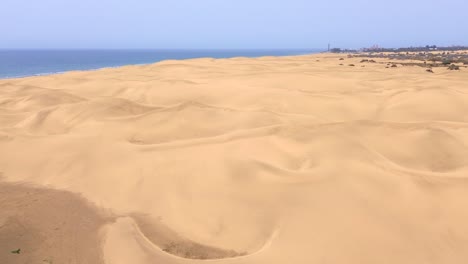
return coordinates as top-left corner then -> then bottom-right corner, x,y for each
1,0 -> 467,49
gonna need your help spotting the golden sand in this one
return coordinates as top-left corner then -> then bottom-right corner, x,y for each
1,53 -> 468,263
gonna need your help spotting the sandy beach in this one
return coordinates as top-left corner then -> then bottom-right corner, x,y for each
1,52 -> 468,264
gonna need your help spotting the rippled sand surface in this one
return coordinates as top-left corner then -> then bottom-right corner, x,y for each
1,53 -> 468,264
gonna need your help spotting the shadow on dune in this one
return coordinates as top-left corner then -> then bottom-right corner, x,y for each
0,180 -> 111,264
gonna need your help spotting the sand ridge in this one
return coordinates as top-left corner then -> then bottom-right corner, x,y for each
1,53 -> 468,263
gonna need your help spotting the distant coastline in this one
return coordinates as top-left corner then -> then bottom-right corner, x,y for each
328,45 -> 468,53
0,49 -> 322,79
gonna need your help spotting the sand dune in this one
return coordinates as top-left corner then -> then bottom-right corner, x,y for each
1,53 -> 468,264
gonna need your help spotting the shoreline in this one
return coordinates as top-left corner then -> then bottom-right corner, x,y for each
0,49 -> 322,80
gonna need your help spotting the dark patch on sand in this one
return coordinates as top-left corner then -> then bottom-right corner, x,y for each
133,214 -> 246,260
0,181 -> 111,264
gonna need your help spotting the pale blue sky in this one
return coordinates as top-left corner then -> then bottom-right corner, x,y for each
1,0 -> 466,49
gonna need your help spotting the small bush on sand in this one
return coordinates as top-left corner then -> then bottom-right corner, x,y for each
448,64 -> 460,70
442,59 -> 453,65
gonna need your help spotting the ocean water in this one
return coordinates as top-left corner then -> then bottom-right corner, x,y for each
0,49 -> 321,79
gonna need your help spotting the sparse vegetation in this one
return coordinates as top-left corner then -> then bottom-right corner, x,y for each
442,59 -> 453,65
346,49 -> 468,69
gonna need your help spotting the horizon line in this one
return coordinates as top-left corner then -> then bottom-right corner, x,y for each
0,48 -> 325,51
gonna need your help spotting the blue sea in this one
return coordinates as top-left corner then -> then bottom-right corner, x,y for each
0,49 -> 322,79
